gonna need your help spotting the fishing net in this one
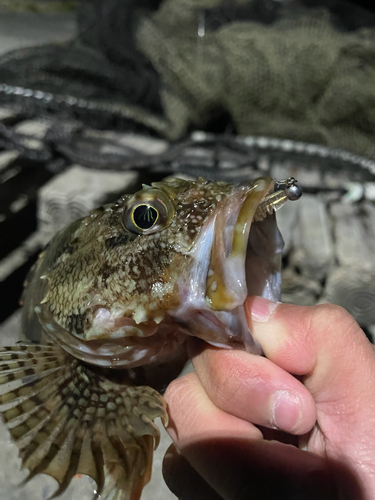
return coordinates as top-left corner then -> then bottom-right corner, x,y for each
1,0 -> 375,174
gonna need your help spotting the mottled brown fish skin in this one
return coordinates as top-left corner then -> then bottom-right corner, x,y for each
40,177 -> 233,338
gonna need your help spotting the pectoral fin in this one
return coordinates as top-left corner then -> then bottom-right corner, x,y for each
0,343 -> 167,500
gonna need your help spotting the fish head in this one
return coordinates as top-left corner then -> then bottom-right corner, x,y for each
31,176 -> 294,368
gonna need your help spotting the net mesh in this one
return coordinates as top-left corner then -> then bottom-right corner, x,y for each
136,0 -> 375,157
0,0 -> 375,169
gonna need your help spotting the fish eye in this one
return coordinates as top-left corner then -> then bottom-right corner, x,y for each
122,189 -> 174,235
132,204 -> 159,230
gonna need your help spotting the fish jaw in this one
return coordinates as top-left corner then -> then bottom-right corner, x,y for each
35,303 -> 188,369
170,177 -> 283,353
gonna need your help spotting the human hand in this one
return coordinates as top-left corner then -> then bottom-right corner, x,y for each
163,298 -> 375,499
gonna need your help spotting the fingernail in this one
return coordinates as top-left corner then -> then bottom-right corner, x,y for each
271,390 -> 301,432
250,296 -> 278,322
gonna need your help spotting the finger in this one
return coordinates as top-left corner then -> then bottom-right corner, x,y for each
163,444 -> 223,500
164,345 -> 362,500
246,298 -> 375,408
189,340 -> 316,435
164,371 -> 262,449
246,296 -> 375,496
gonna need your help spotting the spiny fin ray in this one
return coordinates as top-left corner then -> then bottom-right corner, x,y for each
0,343 -> 167,500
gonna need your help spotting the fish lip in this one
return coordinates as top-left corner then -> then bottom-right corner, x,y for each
36,304 -> 187,369
205,177 -> 276,311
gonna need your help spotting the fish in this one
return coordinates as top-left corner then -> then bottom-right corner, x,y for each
0,175 -> 301,500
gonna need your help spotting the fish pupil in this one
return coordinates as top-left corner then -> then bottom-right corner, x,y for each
133,204 -> 158,229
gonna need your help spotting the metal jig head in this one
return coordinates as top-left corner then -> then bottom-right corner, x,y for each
254,177 -> 302,221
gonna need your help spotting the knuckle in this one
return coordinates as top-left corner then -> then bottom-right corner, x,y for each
309,302 -> 360,344
312,302 -> 356,329
201,350 -> 255,407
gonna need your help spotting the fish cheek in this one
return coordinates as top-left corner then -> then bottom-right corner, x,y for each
157,253 -> 189,311
97,262 -> 119,290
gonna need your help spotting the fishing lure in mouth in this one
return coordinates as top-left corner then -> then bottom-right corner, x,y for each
0,175 -> 301,500
254,177 -> 302,221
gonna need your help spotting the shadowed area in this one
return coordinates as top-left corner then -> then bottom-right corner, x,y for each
162,437 -> 365,500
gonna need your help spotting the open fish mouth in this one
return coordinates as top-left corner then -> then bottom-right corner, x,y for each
206,177 -> 277,311
172,176 -> 302,354
206,176 -> 302,310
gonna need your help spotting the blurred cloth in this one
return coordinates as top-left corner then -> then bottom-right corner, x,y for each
137,0 -> 375,157
0,0 -> 375,162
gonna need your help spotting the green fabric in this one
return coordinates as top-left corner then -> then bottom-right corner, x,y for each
136,0 -> 375,159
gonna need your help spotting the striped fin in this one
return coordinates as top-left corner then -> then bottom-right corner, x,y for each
0,343 -> 168,500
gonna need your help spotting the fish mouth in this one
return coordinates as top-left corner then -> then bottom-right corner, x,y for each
205,176 -> 282,312
170,176 -> 298,355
